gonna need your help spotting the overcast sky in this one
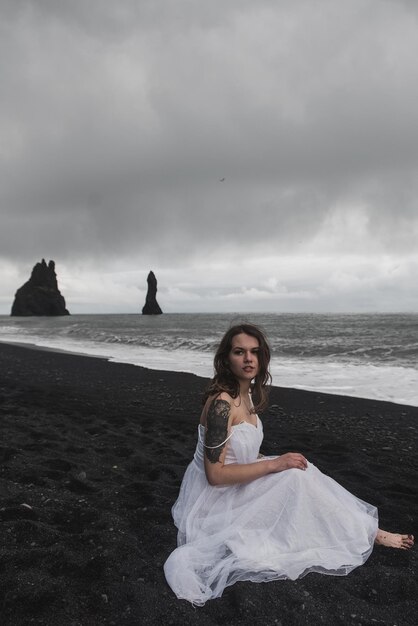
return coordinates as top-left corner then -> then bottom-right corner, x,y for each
1,0 -> 418,314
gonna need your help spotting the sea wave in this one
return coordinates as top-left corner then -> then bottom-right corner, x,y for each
1,313 -> 417,407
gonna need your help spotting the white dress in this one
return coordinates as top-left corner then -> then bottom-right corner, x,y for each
164,417 -> 378,606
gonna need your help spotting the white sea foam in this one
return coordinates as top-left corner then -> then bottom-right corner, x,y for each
1,313 -> 417,407
1,332 -> 417,407
270,359 -> 418,407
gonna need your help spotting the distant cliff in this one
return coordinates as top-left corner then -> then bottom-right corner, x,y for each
142,271 -> 162,315
11,259 -> 70,316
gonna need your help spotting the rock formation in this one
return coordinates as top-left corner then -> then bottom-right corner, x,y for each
11,259 -> 70,316
142,271 -> 162,315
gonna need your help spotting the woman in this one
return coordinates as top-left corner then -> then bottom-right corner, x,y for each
164,324 -> 414,605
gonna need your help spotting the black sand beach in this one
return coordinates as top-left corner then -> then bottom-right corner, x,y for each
0,342 -> 417,625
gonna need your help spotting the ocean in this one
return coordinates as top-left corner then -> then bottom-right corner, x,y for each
0,313 -> 417,407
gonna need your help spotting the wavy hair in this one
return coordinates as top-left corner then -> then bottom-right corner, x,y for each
203,323 -> 272,413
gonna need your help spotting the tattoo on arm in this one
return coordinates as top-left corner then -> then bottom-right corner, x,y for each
205,399 -> 230,464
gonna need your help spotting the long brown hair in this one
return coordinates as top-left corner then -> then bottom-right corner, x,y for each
203,323 -> 272,413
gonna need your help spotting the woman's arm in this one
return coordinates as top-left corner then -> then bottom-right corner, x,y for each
203,397 -> 307,486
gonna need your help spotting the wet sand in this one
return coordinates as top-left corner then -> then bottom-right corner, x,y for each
0,342 -> 417,625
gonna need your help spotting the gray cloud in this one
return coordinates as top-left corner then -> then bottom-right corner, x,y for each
1,0 -> 418,311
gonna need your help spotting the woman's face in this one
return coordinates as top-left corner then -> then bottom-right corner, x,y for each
228,333 -> 260,382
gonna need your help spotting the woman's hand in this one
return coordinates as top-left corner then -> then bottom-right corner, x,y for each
267,452 -> 308,473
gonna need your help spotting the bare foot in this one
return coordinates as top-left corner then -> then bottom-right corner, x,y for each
375,529 -> 414,549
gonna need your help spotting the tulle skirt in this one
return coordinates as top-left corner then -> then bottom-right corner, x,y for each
164,460 -> 378,605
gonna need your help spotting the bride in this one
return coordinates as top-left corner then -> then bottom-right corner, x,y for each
164,324 -> 414,605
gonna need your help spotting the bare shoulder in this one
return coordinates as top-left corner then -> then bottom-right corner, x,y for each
213,391 -> 234,406
208,394 -> 231,420
204,395 -> 232,464
201,392 -> 232,427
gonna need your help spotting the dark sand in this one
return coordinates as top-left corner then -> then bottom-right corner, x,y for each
0,342 -> 417,626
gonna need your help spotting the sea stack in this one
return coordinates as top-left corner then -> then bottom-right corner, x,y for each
11,259 -> 70,316
142,271 -> 162,315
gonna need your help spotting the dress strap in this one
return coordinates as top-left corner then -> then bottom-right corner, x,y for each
200,429 -> 234,449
